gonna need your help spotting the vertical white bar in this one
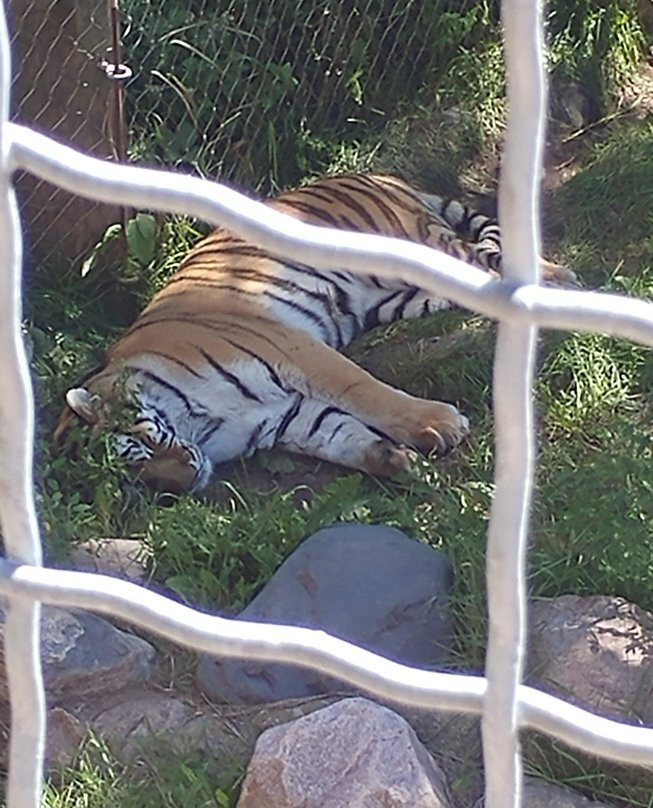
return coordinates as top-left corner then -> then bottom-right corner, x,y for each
0,2 -> 46,807
482,1 -> 545,807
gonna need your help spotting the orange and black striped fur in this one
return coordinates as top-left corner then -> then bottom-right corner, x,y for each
56,174 -> 577,492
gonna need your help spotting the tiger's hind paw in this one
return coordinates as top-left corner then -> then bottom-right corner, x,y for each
362,440 -> 418,477
540,259 -> 582,289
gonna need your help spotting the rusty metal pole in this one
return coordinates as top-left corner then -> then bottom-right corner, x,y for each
104,0 -> 131,244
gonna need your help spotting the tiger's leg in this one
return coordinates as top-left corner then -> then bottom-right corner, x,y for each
277,329 -> 469,456
273,395 -> 418,476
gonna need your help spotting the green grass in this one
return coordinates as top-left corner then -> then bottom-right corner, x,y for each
43,737 -> 243,808
23,116 -> 653,807
525,734 -> 653,808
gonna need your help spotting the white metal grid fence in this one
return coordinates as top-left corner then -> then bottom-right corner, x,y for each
1,1 -> 653,807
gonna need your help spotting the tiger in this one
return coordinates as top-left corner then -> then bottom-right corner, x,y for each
55,173 -> 578,493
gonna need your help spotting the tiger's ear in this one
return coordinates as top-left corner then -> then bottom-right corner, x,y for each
65,388 -> 103,425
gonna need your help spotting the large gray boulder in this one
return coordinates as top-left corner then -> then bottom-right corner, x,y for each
0,605 -> 156,707
236,696 -> 452,808
197,523 -> 453,703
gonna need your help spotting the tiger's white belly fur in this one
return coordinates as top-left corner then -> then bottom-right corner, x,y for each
254,262 -> 452,346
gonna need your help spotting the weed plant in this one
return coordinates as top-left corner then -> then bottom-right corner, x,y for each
43,737 -> 242,808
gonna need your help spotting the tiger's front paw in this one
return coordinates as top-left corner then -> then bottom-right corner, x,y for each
412,402 -> 470,455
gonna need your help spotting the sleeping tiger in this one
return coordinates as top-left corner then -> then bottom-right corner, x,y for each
55,173 -> 577,493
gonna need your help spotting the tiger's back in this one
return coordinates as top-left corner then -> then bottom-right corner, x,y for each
57,173 -> 576,492
119,174 -> 502,352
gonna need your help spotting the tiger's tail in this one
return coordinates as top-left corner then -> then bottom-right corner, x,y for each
417,188 -> 580,288
416,190 -> 502,273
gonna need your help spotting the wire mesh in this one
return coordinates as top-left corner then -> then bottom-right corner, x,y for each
10,0 -> 504,269
7,0 -> 123,267
7,0 -> 644,269
2,2 -> 653,808
119,0 -> 494,188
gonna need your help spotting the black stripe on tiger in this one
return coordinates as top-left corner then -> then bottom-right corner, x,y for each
139,370 -> 201,416
307,405 -> 350,439
120,309 -> 249,341
173,243 -> 267,268
164,273 -> 342,344
440,199 -> 500,246
300,184 -> 384,233
132,286 -> 331,338
363,290 -> 405,331
327,423 -> 345,443
469,213 -> 500,244
274,199 -> 344,228
189,251 -> 355,316
390,286 -> 420,321
274,394 -> 303,442
350,176 -> 428,221
335,179 -> 409,234
245,420 -> 268,455
263,290 -> 339,345
197,347 -> 263,402
220,337 -> 289,393
280,260 -> 359,323
143,350 -> 206,379
197,417 -> 225,446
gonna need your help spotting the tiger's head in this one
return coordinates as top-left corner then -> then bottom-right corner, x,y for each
55,381 -> 212,494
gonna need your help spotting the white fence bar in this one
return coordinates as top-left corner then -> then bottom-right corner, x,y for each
7,125 -> 653,346
2,559 -> 653,768
483,0 -> 547,805
0,8 -> 45,808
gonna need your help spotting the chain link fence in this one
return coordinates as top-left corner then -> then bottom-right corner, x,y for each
10,0 -> 644,272
8,0 -> 122,266
10,0 -> 504,269
119,0 -> 494,188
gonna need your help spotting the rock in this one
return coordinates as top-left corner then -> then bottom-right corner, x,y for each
0,606 -> 156,708
523,777 -> 614,808
90,691 -> 340,766
46,707 -> 86,768
528,595 -> 653,724
68,538 -> 149,582
197,523 -> 453,703
236,696 -> 452,808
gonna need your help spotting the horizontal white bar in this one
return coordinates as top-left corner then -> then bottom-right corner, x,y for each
2,560 -> 652,767
8,124 -> 653,348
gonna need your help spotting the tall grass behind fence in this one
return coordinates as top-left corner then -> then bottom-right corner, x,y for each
7,0 -> 646,271
120,0 -> 496,190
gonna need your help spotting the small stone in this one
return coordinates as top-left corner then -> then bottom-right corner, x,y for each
46,707 -> 86,769
68,538 -> 149,582
236,697 -> 452,808
197,523 -> 453,703
523,777 -> 615,808
528,595 -> 653,724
